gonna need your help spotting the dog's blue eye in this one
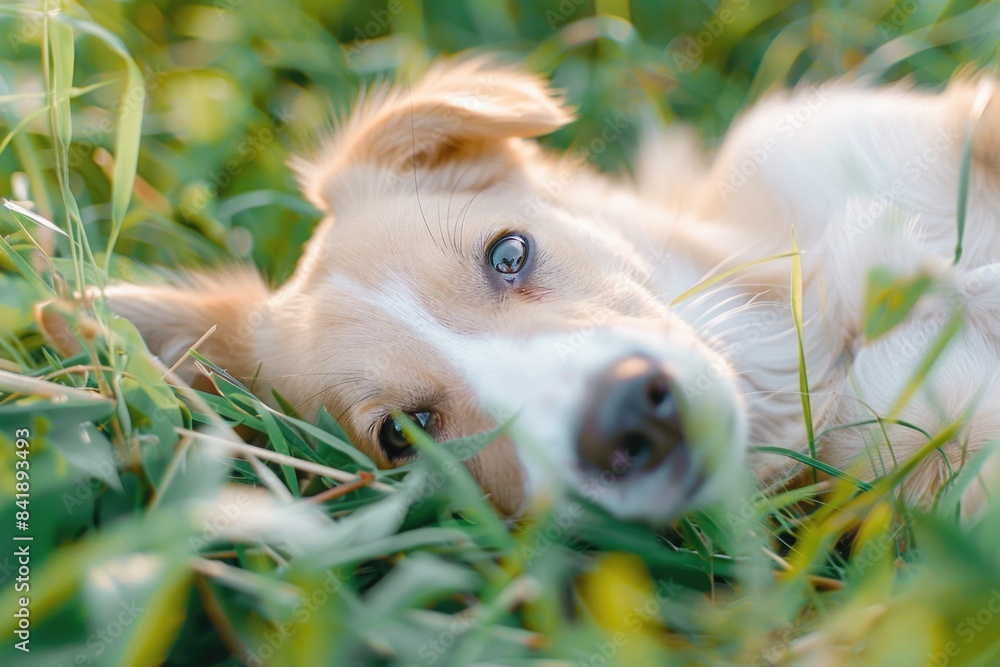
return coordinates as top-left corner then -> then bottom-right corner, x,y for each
488,235 -> 528,275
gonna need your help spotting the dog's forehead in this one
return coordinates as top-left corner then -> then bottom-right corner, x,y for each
320,179 -> 638,264
331,182 -> 512,239
317,188 -> 652,294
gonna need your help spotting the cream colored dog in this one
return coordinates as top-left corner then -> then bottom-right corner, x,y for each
101,59 -> 1000,522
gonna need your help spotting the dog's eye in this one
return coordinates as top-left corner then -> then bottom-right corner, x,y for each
377,411 -> 432,462
488,234 -> 528,275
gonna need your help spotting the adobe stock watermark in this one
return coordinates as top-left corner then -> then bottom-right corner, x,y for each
721,487 -> 773,532
7,5 -> 56,54
60,447 -> 125,515
842,124 -> 960,242
186,489 -> 255,551
681,307 -> 781,400
518,456 -> 640,567
543,0 -> 588,29
178,109 -> 293,220
409,607 -> 477,665
555,311 -> 615,360
67,64 -> 168,169
716,83 -> 833,201
926,589 -> 1000,667
876,0 -> 925,37
52,600 -> 145,667
340,0 -> 409,62
670,0 -> 750,72
749,620 -> 804,666
521,113 -> 631,220
852,534 -> 907,578
244,568 -> 345,667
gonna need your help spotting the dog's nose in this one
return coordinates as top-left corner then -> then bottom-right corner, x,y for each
578,356 -> 684,475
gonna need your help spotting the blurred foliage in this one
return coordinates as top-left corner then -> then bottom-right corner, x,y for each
1,1 -> 1000,666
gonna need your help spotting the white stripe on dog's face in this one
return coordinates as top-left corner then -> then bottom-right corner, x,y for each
330,271 -> 747,523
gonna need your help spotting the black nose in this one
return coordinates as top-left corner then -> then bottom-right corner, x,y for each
578,356 -> 684,475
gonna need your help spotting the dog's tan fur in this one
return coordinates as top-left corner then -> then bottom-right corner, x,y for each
73,59 -> 1000,521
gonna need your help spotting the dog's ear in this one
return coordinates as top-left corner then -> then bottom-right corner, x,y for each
295,58 -> 574,211
100,270 -> 270,385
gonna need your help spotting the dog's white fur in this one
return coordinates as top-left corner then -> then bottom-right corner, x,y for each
98,60 -> 1000,522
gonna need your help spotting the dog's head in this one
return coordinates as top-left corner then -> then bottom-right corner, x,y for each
107,60 -> 747,523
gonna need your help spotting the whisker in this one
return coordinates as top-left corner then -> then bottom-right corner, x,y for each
446,160 -> 499,252
457,181 -> 513,250
687,290 -> 769,330
445,160 -> 504,253
697,300 -> 786,338
406,85 -> 446,256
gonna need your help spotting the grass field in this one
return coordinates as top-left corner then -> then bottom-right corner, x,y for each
2,1 -> 1000,665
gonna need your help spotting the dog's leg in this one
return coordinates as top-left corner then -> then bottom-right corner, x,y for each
814,263 -> 1000,512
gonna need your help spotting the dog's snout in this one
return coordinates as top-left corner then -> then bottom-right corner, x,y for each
578,356 -> 684,475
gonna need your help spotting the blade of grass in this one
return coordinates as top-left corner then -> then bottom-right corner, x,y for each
749,445 -> 873,491
934,440 -> 1000,519
44,9 -> 96,294
178,427 -> 395,493
394,411 -> 512,549
0,368 -> 111,403
789,231 -> 816,480
861,415 -> 968,499
62,11 -> 147,273
0,79 -> 115,105
886,309 -> 964,420
0,232 -> 56,295
0,80 -> 118,156
188,348 -> 377,470
954,79 -> 995,264
0,106 -> 49,156
785,414 -> 968,581
2,198 -> 67,237
254,406 -> 302,497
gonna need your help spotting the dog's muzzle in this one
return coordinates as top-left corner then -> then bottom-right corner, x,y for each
578,355 -> 685,476
462,326 -> 746,523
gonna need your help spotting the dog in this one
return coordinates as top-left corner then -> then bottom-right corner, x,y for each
90,59 -> 1000,523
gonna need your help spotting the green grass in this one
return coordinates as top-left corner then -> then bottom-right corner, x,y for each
2,1 -> 1000,665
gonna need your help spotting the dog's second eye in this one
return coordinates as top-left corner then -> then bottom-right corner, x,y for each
488,235 -> 528,275
377,411 -> 432,462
